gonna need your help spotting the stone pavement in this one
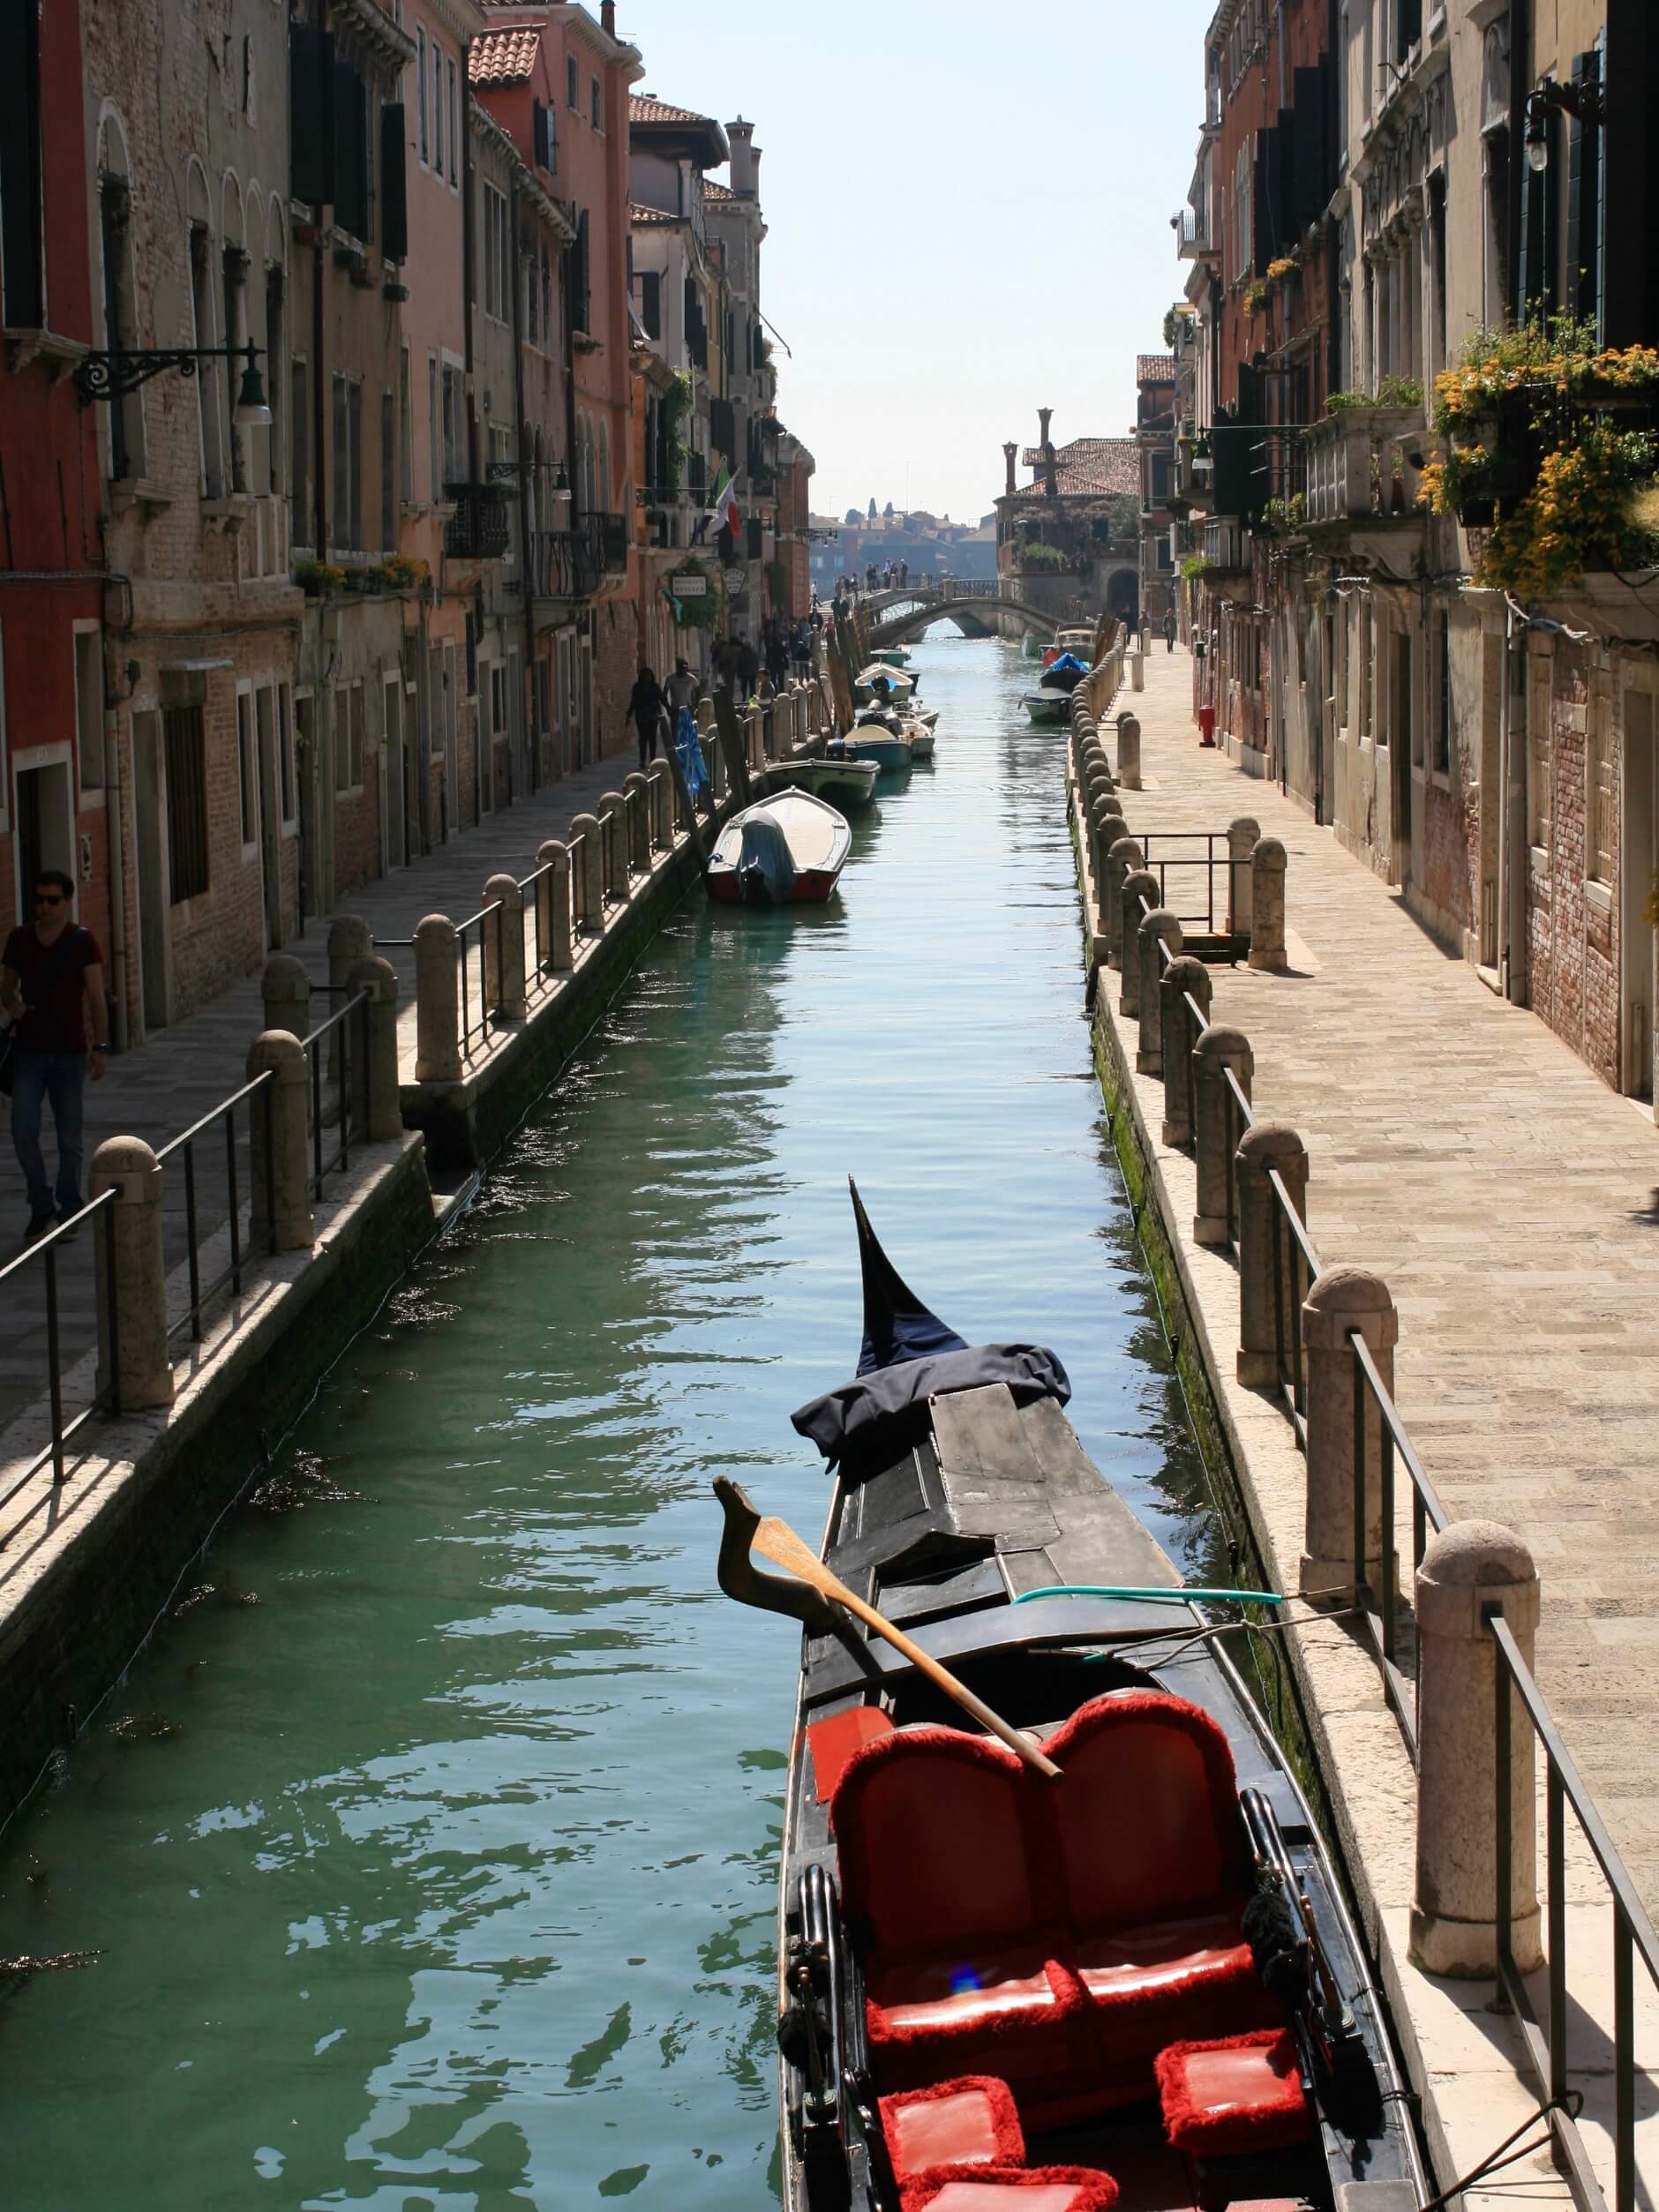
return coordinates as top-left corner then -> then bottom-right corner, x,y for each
1122,643 -> 1659,1912
0,739 -> 657,1449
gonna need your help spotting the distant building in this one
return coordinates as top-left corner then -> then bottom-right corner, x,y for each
995,411 -> 1141,624
1135,355 -> 1179,629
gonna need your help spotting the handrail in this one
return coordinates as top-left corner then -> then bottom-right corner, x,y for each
0,1189 -> 119,1518
298,986 -> 372,1194
154,1070 -> 277,1346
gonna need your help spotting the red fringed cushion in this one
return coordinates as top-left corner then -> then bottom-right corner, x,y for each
905,2167 -> 1120,2212
1154,2029 -> 1311,2157
879,2074 -> 1025,2180
1041,1692 -> 1247,1935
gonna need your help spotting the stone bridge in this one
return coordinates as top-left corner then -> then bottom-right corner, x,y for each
862,581 -> 1089,648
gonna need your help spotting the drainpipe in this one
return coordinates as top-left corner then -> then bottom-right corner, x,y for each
510,174 -> 537,795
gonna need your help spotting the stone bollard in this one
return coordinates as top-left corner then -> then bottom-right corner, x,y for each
1249,838 -> 1288,971
348,956 -> 402,1142
795,687 -> 809,748
90,1136 -> 176,1411
245,1031 -> 315,1252
1130,648 -> 1145,693
701,734 -> 721,805
481,874 -> 526,1022
538,841 -> 574,971
597,792 -> 627,899
1117,711 -> 1142,791
647,759 -> 673,848
1088,795 -> 1124,898
1235,1122 -> 1309,1388
1410,1521 -> 1543,1976
414,914 -> 462,1084
696,696 -> 715,736
1301,1267 -> 1400,1599
569,813 -> 604,929
747,703 -> 766,771
1118,870 -> 1160,1013
1137,909 -> 1182,1073
262,952 -> 311,1042
1191,1026 -> 1253,1245
1103,838 -> 1143,962
1227,817 -> 1260,941
624,770 -> 652,873
327,914 -> 373,1085
1160,956 -> 1212,1146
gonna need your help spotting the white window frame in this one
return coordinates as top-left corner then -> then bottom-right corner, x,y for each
433,41 -> 446,180
236,680 -> 259,858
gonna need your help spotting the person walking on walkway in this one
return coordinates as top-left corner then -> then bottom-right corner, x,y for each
627,664 -> 666,769
3,870 -> 108,1244
1163,608 -> 1178,653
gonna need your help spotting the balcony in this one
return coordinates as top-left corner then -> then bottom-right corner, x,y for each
1203,516 -> 1248,573
443,484 -> 511,561
1303,408 -> 1430,526
523,513 -> 630,604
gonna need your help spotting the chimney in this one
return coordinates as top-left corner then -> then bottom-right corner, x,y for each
601,0 -> 617,33
1002,441 -> 1018,498
1038,406 -> 1053,448
727,116 -> 755,197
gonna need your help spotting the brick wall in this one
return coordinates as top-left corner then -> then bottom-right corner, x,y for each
1527,648 -> 1619,1086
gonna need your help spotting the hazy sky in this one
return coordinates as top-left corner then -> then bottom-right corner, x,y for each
619,0 -> 1214,525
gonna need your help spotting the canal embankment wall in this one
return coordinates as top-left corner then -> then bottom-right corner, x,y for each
0,680 -> 836,1832
1065,656 -> 1659,2212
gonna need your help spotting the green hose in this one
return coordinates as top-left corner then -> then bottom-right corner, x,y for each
1010,1583 -> 1285,1608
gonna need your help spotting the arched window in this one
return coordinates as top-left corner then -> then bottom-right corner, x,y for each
96,114 -> 146,479
185,160 -> 224,496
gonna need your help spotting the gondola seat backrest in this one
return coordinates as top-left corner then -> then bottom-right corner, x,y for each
832,1728 -> 1040,1959
1040,1692 -> 1247,1934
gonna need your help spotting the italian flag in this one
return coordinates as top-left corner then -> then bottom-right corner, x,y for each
708,464 -> 742,536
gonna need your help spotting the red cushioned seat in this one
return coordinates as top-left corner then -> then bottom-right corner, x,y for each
1155,2029 -> 1312,2157
905,2167 -> 1120,2212
832,1728 -> 1077,2092
879,2074 -> 1025,2182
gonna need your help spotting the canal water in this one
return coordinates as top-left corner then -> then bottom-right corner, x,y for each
0,630 -> 1228,2209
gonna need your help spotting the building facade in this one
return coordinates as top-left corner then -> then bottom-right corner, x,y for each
995,413 -> 1141,625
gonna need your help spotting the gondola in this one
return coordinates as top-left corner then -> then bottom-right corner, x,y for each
714,1184 -> 1426,2212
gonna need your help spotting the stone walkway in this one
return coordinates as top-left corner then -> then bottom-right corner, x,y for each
1124,643 -> 1659,1911
0,739 -> 658,1450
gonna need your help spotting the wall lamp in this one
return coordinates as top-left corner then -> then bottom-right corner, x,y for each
73,338 -> 272,427
1526,75 -> 1604,173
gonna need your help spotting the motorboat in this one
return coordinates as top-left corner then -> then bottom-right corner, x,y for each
1023,692 -> 1070,726
853,665 -> 918,707
871,646 -> 912,669
768,749 -> 881,807
844,725 -> 913,775
708,790 -> 852,904
1021,634 -> 1046,660
1040,652 -> 1090,697
714,1184 -> 1429,2212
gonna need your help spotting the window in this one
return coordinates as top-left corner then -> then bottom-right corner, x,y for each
399,346 -> 412,502
334,682 -> 364,793
428,354 -> 439,501
278,683 -> 296,824
433,42 -> 445,179
0,3 -> 43,326
190,221 -> 224,496
483,184 -> 509,320
1359,599 -> 1373,739
332,371 -> 362,551
1399,630 -> 1418,769
381,386 -> 396,551
567,54 -> 579,110
236,688 -> 258,847
289,357 -> 310,542
447,58 -> 458,184
417,27 -> 428,165
266,269 -> 285,495
441,364 -> 463,486
222,244 -> 250,493
571,208 -> 590,334
100,174 -> 142,479
164,707 -> 210,902
491,664 -> 507,738
1434,611 -> 1451,775
590,75 -> 602,130
636,270 -> 661,340
532,98 -> 554,172
73,626 -> 103,791
334,58 -> 372,240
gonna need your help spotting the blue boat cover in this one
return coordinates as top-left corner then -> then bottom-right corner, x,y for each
737,811 -> 796,903
788,1182 -> 1070,1470
1046,652 -> 1088,676
677,706 -> 709,794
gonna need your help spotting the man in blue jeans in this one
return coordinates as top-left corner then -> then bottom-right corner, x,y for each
2,869 -> 109,1245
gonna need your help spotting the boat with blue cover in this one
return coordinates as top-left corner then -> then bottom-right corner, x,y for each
714,1185 -> 1426,2212
707,790 -> 852,905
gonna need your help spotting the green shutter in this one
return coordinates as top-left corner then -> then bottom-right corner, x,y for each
380,102 -> 408,260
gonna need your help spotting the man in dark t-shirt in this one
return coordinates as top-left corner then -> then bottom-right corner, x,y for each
2,869 -> 108,1242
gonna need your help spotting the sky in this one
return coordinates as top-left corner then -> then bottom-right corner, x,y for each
618,0 -> 1216,526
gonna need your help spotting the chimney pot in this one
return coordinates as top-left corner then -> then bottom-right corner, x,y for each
1002,441 -> 1018,499
601,0 -> 616,32
1038,406 -> 1054,447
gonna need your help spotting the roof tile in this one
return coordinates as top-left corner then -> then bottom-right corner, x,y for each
1012,437 -> 1140,499
469,25 -> 540,85
630,93 -> 717,128
1137,353 -> 1177,384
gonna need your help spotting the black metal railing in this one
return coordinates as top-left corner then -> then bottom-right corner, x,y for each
154,1076 -> 276,1345
0,1194 -> 119,1520
519,859 -> 555,999
298,988 -> 371,1193
1137,830 -> 1250,938
454,901 -> 506,1059
443,484 -> 512,560
1493,1609 -> 1658,2212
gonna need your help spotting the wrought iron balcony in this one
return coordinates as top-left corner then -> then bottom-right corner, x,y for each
524,513 -> 632,602
443,484 -> 511,560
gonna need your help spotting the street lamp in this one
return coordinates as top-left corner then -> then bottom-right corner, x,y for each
1525,74 -> 1605,173
73,337 -> 272,426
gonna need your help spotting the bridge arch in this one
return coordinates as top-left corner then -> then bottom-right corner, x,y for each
867,589 -> 1070,648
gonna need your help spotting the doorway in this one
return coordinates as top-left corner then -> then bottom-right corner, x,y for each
1393,630 -> 1414,883
296,692 -> 317,922
1479,633 -> 1503,967
383,674 -> 405,869
1623,686 -> 1656,1103
131,712 -> 169,1030
255,686 -> 282,949
14,759 -> 74,919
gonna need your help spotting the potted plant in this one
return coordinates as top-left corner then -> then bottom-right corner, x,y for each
295,558 -> 348,597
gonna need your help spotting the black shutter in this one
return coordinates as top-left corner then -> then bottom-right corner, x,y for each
532,101 -> 548,170
574,209 -> 590,333
290,26 -> 336,206
1252,136 -> 1274,273
640,271 -> 661,339
1566,50 -> 1603,332
0,3 -> 42,327
334,63 -> 370,238
380,103 -> 407,260
747,517 -> 763,559
1291,66 -> 1332,230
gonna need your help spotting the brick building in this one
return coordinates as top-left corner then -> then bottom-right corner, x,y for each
995,412 -> 1140,625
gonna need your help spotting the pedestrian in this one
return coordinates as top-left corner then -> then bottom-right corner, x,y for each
3,869 -> 108,1244
899,560 -> 909,587
738,634 -> 761,699
1164,608 -> 1178,653
627,663 -> 665,769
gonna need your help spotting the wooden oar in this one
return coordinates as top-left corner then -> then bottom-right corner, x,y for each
744,1506 -> 1062,1781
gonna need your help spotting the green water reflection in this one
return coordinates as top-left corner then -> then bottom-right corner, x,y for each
0,633 -> 1227,2208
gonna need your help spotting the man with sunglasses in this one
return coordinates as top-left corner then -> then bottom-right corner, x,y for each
2,872 -> 108,1245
